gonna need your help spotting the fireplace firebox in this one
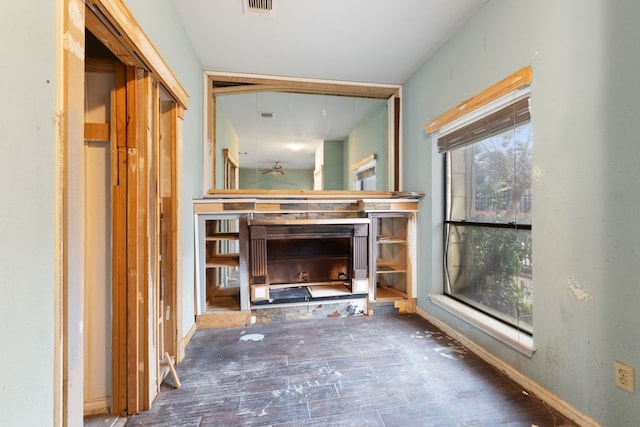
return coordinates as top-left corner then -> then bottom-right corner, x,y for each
248,220 -> 369,304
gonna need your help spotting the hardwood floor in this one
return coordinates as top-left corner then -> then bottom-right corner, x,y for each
127,314 -> 577,426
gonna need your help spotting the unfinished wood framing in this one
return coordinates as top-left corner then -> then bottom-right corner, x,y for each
425,66 -> 532,134
162,352 -> 181,389
209,92 -> 217,189
57,0 -> 188,422
209,73 -> 398,99
85,57 -> 116,74
84,123 -> 110,141
89,6 -> 184,416
393,96 -> 401,191
223,148 -> 239,190
111,61 -> 128,414
85,0 -> 188,109
196,312 -> 252,329
159,90 -> 179,372
351,154 -> 377,171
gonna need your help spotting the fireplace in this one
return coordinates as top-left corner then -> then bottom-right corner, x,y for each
248,219 -> 369,305
194,193 -> 421,320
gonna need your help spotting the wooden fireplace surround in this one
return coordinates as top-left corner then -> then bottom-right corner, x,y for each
194,191 -> 422,323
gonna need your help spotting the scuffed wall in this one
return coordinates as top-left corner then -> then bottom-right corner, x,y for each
0,1 -> 58,425
403,1 -> 640,425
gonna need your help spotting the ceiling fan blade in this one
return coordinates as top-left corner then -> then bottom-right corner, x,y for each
261,161 -> 286,175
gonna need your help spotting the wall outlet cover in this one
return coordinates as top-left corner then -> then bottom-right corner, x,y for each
614,360 -> 635,393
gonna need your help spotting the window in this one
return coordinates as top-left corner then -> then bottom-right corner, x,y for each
353,154 -> 377,190
440,87 -> 532,334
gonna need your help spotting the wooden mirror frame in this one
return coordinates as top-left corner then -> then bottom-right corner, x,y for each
205,72 -> 402,193
223,148 -> 239,190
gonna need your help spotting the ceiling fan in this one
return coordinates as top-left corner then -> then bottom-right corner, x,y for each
261,161 -> 285,175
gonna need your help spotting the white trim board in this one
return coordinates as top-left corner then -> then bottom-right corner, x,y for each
429,294 -> 534,357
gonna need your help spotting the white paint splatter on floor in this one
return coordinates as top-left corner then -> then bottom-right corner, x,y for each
434,345 -> 468,360
240,333 -> 264,342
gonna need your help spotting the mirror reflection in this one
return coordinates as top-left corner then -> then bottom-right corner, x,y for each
214,91 -> 391,191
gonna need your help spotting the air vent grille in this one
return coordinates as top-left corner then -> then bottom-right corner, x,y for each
244,0 -> 274,15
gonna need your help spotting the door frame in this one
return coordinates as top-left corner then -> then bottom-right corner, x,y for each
57,0 -> 188,423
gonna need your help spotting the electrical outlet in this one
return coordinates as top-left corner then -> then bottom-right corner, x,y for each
614,361 -> 635,393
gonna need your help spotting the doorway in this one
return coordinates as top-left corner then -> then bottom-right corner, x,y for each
82,30 -> 181,415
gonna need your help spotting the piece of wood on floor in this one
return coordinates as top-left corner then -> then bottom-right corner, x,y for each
161,352 -> 181,388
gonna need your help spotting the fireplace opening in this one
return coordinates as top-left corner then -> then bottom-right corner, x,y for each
266,238 -> 351,284
249,221 -> 369,306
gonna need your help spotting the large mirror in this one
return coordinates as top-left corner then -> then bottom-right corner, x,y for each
206,74 -> 401,192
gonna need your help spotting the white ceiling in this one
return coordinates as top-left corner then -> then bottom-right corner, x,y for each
171,0 -> 488,170
172,0 -> 487,84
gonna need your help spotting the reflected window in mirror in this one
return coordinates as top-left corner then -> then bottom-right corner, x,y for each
353,155 -> 377,191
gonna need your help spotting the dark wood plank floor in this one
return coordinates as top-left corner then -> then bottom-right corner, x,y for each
127,314 -> 577,426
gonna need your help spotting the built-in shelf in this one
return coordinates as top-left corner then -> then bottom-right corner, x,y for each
205,254 -> 240,268
376,285 -> 407,300
376,260 -> 408,273
205,232 -> 239,241
195,213 -> 249,317
370,213 -> 413,301
377,236 -> 407,244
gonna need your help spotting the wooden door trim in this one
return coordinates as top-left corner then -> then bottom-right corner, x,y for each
112,61 -> 128,415
125,64 -> 142,414
57,0 -> 188,421
112,63 -> 151,415
162,95 -> 180,363
85,0 -> 189,109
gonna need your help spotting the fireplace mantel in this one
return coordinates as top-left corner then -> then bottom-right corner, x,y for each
194,191 -> 422,214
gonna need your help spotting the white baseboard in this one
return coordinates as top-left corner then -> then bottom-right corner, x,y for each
178,322 -> 197,363
416,306 -> 601,427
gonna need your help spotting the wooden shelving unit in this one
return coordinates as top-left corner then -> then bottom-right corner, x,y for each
205,218 -> 240,308
195,213 -> 250,319
205,254 -> 240,268
371,214 -> 412,300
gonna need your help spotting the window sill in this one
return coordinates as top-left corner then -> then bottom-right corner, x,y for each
429,294 -> 535,357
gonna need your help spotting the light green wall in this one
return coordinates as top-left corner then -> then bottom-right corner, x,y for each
125,0 -> 204,338
0,1 -> 57,425
344,102 -> 387,190
215,109 -> 240,189
322,140 -> 343,190
403,1 -> 640,424
240,169 -> 314,190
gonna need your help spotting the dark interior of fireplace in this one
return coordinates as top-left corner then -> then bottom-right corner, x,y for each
266,238 -> 351,284
250,223 -> 369,305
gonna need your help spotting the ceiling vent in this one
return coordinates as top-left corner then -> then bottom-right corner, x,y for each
259,112 -> 275,119
244,0 -> 275,16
